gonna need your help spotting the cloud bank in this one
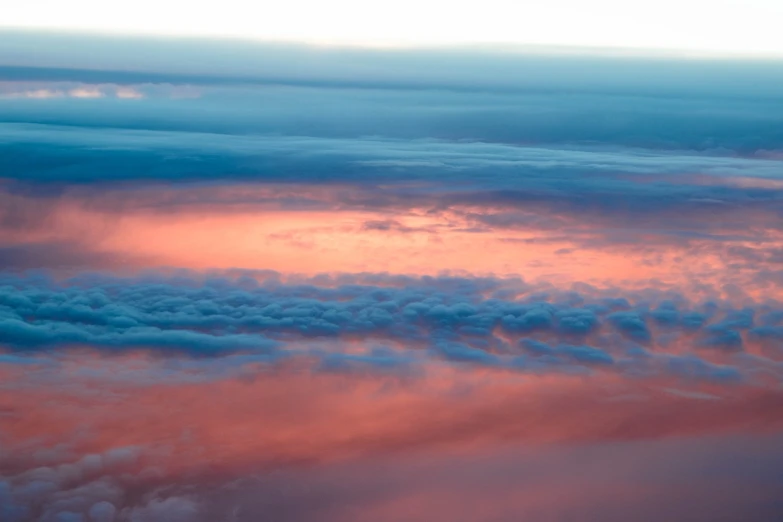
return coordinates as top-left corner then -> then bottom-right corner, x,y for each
2,31 -> 783,522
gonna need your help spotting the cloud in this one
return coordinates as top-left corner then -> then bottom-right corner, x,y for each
1,122 -> 781,258
0,271 -> 779,384
2,124 -> 781,187
2,130 -> 782,290
0,35 -> 781,292
126,497 -> 199,522
88,502 -> 117,522
0,82 -> 146,100
3,31 -> 783,100
0,242 -> 142,271
1,30 -> 782,522
606,311 -> 651,342
1,347 -> 782,521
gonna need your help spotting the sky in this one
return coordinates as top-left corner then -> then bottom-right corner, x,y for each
1,9 -> 783,522
4,0 -> 783,56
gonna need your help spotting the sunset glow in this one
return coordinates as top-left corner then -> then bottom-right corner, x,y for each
1,15 -> 783,522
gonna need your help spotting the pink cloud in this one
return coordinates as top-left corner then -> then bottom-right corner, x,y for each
1,351 -> 781,480
4,182 -> 783,302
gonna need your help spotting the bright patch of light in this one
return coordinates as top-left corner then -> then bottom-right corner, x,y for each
2,0 -> 783,57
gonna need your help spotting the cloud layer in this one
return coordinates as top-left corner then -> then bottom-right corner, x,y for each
2,32 -> 783,522
2,347 -> 782,522
1,272 -> 782,380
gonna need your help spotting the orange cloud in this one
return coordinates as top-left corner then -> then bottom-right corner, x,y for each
3,182 -> 783,302
1,351 -> 781,480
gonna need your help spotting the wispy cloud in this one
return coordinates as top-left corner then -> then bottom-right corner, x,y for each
0,81 -> 147,100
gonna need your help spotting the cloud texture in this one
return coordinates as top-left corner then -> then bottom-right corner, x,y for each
1,31 -> 782,522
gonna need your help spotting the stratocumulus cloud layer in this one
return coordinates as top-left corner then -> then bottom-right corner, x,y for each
1,30 -> 783,522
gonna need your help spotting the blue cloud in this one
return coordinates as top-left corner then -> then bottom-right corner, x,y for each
0,271 -> 776,383
606,312 -> 651,342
